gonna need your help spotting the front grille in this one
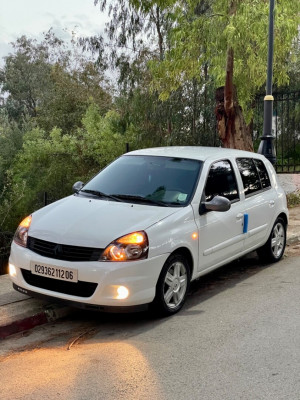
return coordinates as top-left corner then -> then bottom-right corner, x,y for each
27,236 -> 103,262
21,269 -> 98,297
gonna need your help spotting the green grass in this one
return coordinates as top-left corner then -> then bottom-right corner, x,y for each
287,191 -> 300,208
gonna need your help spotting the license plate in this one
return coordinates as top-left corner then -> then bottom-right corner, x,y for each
30,262 -> 78,283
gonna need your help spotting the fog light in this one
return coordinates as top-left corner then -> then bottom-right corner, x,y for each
9,263 -> 17,277
116,286 -> 129,300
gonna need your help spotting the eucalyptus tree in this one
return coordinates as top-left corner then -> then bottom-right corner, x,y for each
147,0 -> 300,150
82,0 -> 217,146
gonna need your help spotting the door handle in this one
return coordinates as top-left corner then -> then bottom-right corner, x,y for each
236,213 -> 244,221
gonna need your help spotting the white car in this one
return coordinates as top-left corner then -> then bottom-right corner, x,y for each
9,147 -> 288,316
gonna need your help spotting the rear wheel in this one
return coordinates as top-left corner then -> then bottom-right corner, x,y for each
257,217 -> 286,263
150,253 -> 191,316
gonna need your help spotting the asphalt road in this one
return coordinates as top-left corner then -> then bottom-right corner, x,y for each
1,250 -> 299,400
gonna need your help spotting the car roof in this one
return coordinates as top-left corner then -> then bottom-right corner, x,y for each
126,146 -> 266,162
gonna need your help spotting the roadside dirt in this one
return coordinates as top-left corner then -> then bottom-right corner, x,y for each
286,242 -> 300,257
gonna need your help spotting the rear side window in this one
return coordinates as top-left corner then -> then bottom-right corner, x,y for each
205,160 -> 239,202
253,159 -> 271,189
236,158 -> 271,197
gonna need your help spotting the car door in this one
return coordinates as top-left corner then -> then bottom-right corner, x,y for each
236,157 -> 276,251
193,159 -> 246,272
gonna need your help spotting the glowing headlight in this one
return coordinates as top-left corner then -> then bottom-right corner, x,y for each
9,263 -> 17,277
13,215 -> 32,247
100,231 -> 149,262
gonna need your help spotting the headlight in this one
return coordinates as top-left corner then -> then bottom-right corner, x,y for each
14,215 -> 32,247
100,231 -> 149,262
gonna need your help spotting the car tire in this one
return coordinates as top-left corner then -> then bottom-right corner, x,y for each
150,253 -> 191,317
257,217 -> 287,263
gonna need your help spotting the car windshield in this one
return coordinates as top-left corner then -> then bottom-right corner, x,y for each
81,155 -> 202,206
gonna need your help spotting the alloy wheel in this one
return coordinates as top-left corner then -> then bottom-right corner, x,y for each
163,261 -> 188,309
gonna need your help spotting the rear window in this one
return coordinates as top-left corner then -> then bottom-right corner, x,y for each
236,158 -> 271,197
253,159 -> 271,189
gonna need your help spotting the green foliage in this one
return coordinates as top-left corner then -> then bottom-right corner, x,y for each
1,103 -> 130,231
36,62 -> 112,134
0,33 -> 112,133
0,36 -> 53,120
0,33 -> 115,232
0,113 -> 24,190
149,0 -> 300,118
116,77 -> 218,148
287,32 -> 300,90
0,173 -> 26,231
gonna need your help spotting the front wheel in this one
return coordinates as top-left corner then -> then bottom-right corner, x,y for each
150,253 -> 191,317
257,217 -> 287,263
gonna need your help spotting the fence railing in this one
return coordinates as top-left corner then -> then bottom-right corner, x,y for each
253,90 -> 300,173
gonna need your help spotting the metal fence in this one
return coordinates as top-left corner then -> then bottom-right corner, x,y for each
253,90 -> 300,173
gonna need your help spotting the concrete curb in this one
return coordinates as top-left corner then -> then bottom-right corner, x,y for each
0,303 -> 71,340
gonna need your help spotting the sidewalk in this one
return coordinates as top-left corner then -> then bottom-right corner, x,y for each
1,178 -> 300,340
277,173 -> 300,194
0,277 -> 72,339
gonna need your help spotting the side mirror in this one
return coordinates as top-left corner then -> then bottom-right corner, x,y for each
72,181 -> 84,193
201,195 -> 231,213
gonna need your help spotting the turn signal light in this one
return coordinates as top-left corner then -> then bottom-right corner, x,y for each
118,232 -> 145,244
19,216 -> 32,228
14,215 -> 32,247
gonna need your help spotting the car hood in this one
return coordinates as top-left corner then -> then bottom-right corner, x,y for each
29,195 -> 181,248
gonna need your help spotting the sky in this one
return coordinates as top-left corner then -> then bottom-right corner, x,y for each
0,0 -> 108,62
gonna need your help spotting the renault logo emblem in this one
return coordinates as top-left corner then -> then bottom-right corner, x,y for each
53,244 -> 63,256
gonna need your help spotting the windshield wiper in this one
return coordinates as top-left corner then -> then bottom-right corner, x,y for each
80,189 -> 122,202
111,194 -> 169,207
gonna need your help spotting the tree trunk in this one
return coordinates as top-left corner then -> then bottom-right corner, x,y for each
154,7 -> 164,61
214,47 -> 253,151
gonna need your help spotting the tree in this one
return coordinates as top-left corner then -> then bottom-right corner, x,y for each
3,103 -> 132,230
82,0 -> 218,147
287,30 -> 300,90
146,0 -> 300,150
0,36 -> 53,121
0,32 -> 112,133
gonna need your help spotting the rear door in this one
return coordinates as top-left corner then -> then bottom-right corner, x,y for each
236,158 -> 276,251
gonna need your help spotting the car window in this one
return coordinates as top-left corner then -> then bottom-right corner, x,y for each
253,159 -> 271,189
204,160 -> 239,202
236,158 -> 262,196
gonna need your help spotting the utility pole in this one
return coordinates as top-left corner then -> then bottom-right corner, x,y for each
258,0 -> 276,165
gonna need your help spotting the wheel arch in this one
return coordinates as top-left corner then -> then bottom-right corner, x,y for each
170,247 -> 194,278
261,212 -> 288,248
277,212 -> 288,228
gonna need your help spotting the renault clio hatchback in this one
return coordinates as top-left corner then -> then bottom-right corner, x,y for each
9,147 -> 288,315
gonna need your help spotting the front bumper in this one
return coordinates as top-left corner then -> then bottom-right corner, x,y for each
13,283 -> 148,312
9,241 -> 169,308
